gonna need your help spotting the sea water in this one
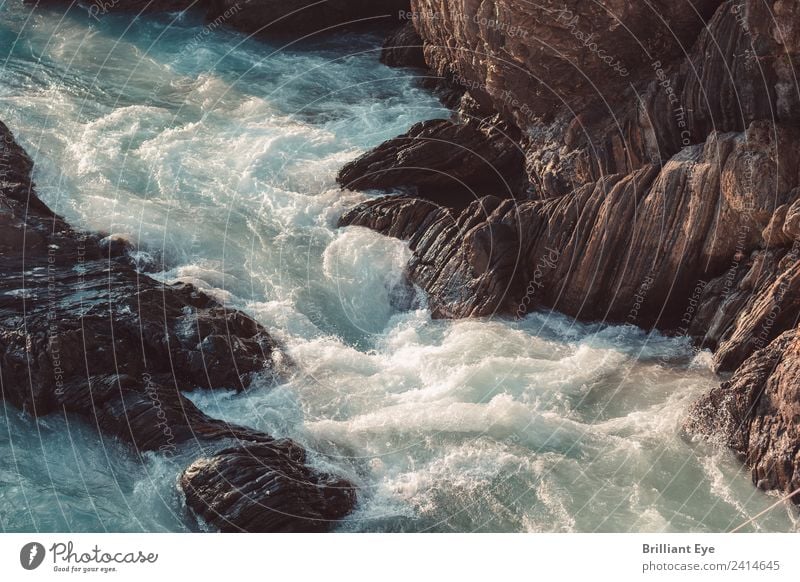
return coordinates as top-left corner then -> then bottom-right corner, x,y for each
0,4 -> 797,532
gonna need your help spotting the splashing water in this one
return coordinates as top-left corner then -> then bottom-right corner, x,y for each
0,4 -> 797,533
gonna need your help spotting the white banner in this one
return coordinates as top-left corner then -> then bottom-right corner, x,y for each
1,534 -> 797,582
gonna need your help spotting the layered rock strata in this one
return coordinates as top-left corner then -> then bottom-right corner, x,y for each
338,0 -> 800,504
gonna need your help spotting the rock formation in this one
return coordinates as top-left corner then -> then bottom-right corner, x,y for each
380,21 -> 427,68
337,117 -> 527,205
337,0 -> 800,504
0,120 -> 355,531
685,327 -> 800,501
24,0 -> 800,516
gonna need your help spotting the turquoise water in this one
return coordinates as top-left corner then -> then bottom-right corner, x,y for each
0,3 -> 797,532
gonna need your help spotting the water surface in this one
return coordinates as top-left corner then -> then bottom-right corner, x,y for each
0,4 -> 797,532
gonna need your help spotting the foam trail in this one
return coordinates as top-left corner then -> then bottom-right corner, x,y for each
0,3 -> 797,533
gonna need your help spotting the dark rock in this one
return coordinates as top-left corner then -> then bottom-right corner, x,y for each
26,0 -> 199,15
0,120 -> 354,531
692,244 -> 800,372
381,21 -> 426,68
338,195 -> 452,240
337,118 -> 527,204
29,0 -> 411,37
418,73 -> 467,110
181,443 -> 356,532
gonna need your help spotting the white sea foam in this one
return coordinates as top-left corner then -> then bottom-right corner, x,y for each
0,3 -> 797,533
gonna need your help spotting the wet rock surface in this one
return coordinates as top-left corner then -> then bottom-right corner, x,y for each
0,120 -> 355,531
181,443 -> 356,532
336,0 -> 800,502
337,117 -> 527,204
685,327 -> 800,502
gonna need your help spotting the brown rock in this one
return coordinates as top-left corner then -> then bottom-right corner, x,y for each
181,443 -> 356,532
337,117 -> 527,204
685,327 -> 800,502
409,0 -> 722,126
784,195 -> 800,239
381,21 -> 427,68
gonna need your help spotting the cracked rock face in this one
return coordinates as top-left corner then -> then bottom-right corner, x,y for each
0,120 -> 355,531
337,0 -> 800,503
685,327 -> 800,502
409,0 -> 722,126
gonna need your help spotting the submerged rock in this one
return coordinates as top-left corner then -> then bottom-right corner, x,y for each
0,120 -> 355,531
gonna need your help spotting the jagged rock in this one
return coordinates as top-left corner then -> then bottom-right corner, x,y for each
381,21 -> 427,68
522,0 -> 800,200
685,327 -> 800,501
0,120 -> 354,531
181,443 -> 356,532
331,0 -> 800,505
337,118 -> 527,203
343,123 -> 800,352
338,195 -> 452,240
784,196 -> 800,239
688,242 -> 800,369
713,249 -> 800,371
409,0 -> 722,127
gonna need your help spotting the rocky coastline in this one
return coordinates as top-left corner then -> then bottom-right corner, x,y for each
338,0 -> 800,504
11,0 -> 800,523
0,120 -> 355,531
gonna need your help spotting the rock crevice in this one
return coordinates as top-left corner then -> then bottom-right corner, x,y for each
337,0 -> 800,504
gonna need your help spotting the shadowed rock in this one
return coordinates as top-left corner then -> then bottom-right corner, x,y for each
205,0 -> 410,34
28,0 -> 411,36
381,21 -> 426,68
182,443 -> 356,532
337,118 -> 527,203
0,120 -> 355,531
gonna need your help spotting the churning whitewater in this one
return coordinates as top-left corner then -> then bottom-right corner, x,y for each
0,5 -> 797,533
